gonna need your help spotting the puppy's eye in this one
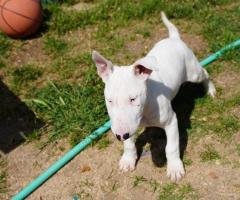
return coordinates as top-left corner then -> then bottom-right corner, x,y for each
130,97 -> 136,102
107,99 -> 112,103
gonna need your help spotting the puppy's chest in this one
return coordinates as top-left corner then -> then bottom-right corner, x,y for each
143,95 -> 173,127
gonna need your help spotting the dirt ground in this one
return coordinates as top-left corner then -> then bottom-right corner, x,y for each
6,130 -> 240,200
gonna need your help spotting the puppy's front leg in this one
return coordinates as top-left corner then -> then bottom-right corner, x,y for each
119,137 -> 137,172
165,113 -> 185,182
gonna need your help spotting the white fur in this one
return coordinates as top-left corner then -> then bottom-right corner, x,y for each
92,12 -> 216,182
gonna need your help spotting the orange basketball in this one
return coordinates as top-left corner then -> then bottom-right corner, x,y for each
0,0 -> 42,38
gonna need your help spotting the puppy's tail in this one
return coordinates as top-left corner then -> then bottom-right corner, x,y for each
161,11 -> 180,39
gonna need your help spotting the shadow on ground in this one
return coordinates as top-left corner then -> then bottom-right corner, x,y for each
0,79 -> 44,154
136,82 -> 206,167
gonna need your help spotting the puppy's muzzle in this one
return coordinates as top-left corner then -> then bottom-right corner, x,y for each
116,133 -> 130,141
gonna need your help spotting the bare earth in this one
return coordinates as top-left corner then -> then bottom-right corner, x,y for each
7,131 -> 240,199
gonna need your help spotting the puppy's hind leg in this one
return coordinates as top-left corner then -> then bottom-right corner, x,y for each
185,50 -> 216,98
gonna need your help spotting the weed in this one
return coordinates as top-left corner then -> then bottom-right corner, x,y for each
97,135 -> 112,149
236,144 -> 240,156
149,179 -> 160,193
159,183 -> 198,200
0,157 -> 8,197
0,33 -> 12,57
0,60 -> 6,69
0,33 -> 12,68
111,180 -> 118,192
132,177 -> 161,193
10,64 -> 43,92
213,115 -> 240,139
190,95 -> 240,141
77,179 -> 94,200
26,129 -> 42,141
183,157 -> 193,166
43,36 -> 68,57
133,176 -> 147,187
200,145 -> 221,162
160,183 -> 180,200
58,0 -> 81,5
135,27 -> 151,38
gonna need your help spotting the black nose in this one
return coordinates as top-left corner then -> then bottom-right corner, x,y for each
123,133 -> 130,140
116,134 -> 121,141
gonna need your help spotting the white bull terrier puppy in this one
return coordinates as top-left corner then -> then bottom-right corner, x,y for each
92,12 -> 216,182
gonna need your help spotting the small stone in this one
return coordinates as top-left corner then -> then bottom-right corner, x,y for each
80,165 -> 91,173
208,171 -> 218,179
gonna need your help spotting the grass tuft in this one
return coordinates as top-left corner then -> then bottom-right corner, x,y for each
0,33 -> 12,57
10,64 -> 43,92
43,36 -> 68,57
183,157 -> 193,166
200,145 -> 221,162
159,183 -> 197,200
133,176 -> 147,187
236,144 -> 240,156
96,135 -> 112,149
0,157 -> 8,197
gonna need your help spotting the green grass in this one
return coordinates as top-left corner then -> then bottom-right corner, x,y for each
10,64 -> 43,93
135,27 -> 151,38
0,158 -> 8,197
111,180 -> 119,192
76,179 -> 94,199
96,135 -> 112,149
42,0 -> 234,38
200,145 -> 221,162
149,179 -> 160,193
0,33 -> 12,68
236,144 -> 240,156
213,115 -> 240,139
131,177 -> 198,198
201,7 -> 240,54
159,183 -> 198,200
43,36 -> 68,57
189,95 -> 240,141
48,53 -> 89,80
183,157 -> 193,166
133,176 -> 147,187
0,0 -> 239,147
0,33 -> 12,57
132,176 -> 161,193
27,63 -> 107,146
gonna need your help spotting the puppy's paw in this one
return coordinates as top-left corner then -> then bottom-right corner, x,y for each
119,154 -> 136,172
167,159 -> 185,182
208,81 -> 216,98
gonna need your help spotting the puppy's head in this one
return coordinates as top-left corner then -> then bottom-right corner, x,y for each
92,51 -> 157,141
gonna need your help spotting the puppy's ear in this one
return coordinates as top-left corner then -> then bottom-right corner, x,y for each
92,50 -> 113,82
133,56 -> 158,80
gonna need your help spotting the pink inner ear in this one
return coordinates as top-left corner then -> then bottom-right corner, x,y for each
135,65 -> 152,76
96,58 -> 107,67
96,59 -> 107,73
